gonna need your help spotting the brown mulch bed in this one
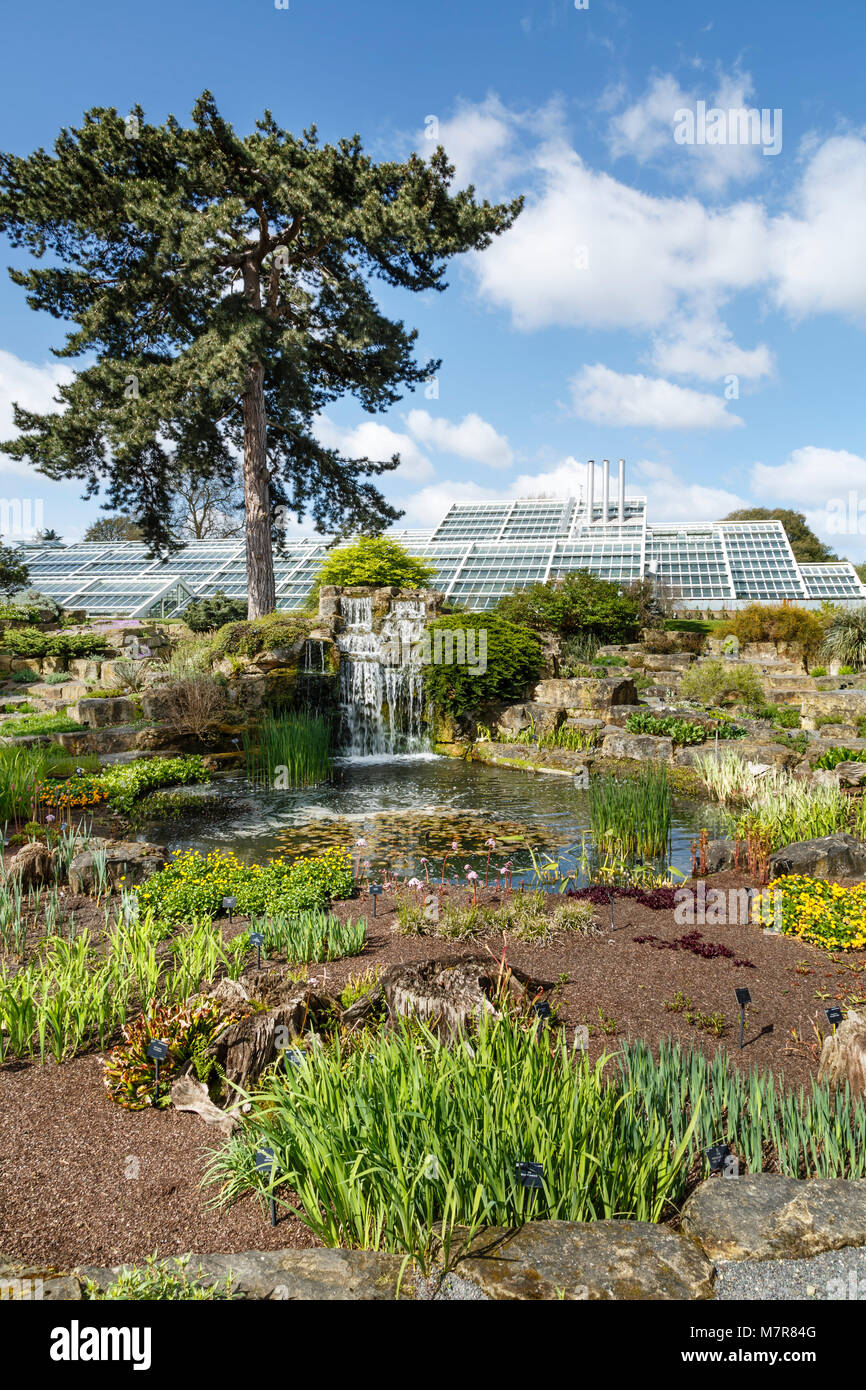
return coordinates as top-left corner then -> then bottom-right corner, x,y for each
2,870 -> 864,1270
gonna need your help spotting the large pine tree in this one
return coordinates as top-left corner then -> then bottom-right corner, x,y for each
0,94 -> 521,614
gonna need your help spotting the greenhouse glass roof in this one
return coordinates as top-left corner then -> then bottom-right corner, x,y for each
17,470 -> 866,616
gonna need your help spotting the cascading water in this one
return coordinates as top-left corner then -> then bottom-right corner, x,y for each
337,595 -> 428,756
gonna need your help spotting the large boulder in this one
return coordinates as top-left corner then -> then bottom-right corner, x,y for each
768,832 -> 866,882
642,653 -> 695,672
682,1174 -> 866,1262
68,697 -> 136,729
67,840 -> 167,895
801,691 -> 866,731
598,731 -> 673,763
497,702 -> 563,739
532,676 -> 637,712
454,1221 -> 715,1301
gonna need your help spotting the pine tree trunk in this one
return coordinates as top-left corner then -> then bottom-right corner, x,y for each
242,359 -> 276,617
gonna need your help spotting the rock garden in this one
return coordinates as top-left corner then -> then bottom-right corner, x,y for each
5,573 -> 866,1301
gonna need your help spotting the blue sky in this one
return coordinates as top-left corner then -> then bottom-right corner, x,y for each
1,0 -> 865,554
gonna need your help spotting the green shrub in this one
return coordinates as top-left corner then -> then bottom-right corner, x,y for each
137,847 -> 355,922
0,711 -> 82,737
754,703 -> 801,729
839,665 -> 856,676
680,659 -> 765,711
810,667 -> 826,677
0,628 -> 109,659
719,603 -> 825,662
821,607 -> 866,671
207,612 -> 311,663
496,570 -> 639,642
182,591 -> 248,632
86,1254 -> 235,1301
814,746 -> 862,770
624,712 -> 707,746
309,535 -> 437,605
424,613 -> 543,715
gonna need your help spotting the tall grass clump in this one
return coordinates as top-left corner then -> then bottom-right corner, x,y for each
0,744 -> 88,822
820,605 -> 866,671
695,750 -> 863,848
251,909 -> 366,962
206,1014 -> 695,1263
243,713 -> 332,789
619,1039 -> 866,1181
587,765 -> 671,858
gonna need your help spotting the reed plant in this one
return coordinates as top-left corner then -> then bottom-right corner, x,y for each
251,909 -> 366,963
206,1014 -> 696,1263
243,713 -> 332,790
587,765 -> 671,859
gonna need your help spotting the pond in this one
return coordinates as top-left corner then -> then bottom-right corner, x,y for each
144,753 -> 731,887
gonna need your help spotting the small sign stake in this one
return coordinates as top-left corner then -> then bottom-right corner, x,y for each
734,986 -> 751,1050
222,895 -> 237,922
249,930 -> 264,969
515,1160 -> 545,1191
826,1005 -> 844,1033
255,1146 -> 278,1227
369,884 -> 382,917
146,1039 -> 169,1098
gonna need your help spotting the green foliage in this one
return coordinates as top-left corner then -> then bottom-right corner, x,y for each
814,746 -> 862,770
755,702 -> 801,728
103,998 -> 228,1110
310,535 -> 437,603
0,544 -> 29,596
0,92 -> 519,613
624,712 -> 708,746
40,754 -> 209,817
587,766 -> 672,858
0,711 -> 82,737
182,591 -> 248,632
253,908 -> 366,963
206,612 -> 311,662
136,847 -> 355,923
206,1015 -> 695,1262
680,659 -> 765,711
495,570 -> 639,642
818,604 -> 866,670
538,724 -> 600,752
85,1254 -> 235,1301
810,667 -> 827,677
0,744 -> 99,821
243,713 -> 332,789
424,613 -> 543,715
0,627 -> 109,659
718,603 -> 826,661
721,509 -> 837,563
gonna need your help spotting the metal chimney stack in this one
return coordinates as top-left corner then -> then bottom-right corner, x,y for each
618,459 -> 625,524
586,460 -> 595,524
602,460 -> 610,524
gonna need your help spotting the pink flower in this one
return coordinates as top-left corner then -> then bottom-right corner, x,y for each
451,840 -> 458,850
466,870 -> 478,882
486,838 -> 496,849
408,877 -> 422,888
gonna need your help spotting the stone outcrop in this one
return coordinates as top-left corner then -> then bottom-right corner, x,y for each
598,731 -> 673,762
801,691 -> 866,731
455,1221 -> 715,1301
682,1174 -> 866,1262
67,840 -> 168,895
533,676 -> 637,712
68,696 -> 136,728
5,840 -> 58,889
768,832 -> 866,882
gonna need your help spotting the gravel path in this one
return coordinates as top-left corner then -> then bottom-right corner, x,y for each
716,1248 -> 866,1300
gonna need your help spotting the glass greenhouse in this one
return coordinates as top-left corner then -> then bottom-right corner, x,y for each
18,462 -> 866,618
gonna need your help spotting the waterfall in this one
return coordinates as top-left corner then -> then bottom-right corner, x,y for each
337,595 -> 428,756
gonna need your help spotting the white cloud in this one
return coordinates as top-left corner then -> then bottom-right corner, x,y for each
313,414 -> 433,481
607,69 -> 768,193
632,459 -> 747,522
751,445 -> 866,507
770,136 -> 866,320
649,315 -> 774,382
445,96 -> 866,346
570,363 -> 743,429
399,479 -> 502,527
0,349 -> 74,471
406,409 -> 513,468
